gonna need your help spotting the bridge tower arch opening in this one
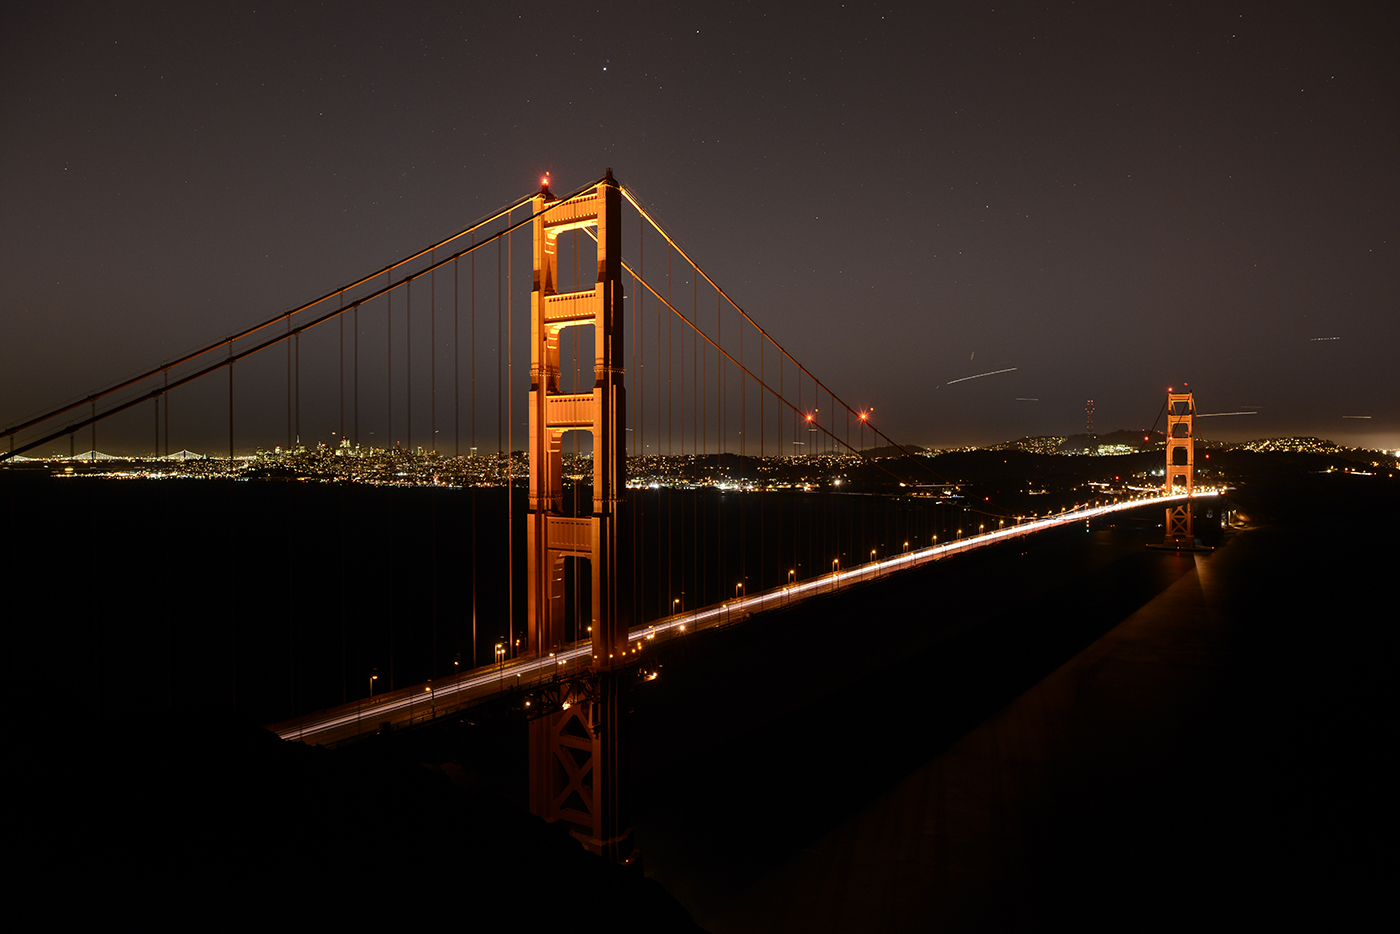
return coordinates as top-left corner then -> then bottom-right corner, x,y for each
525,171 -> 634,862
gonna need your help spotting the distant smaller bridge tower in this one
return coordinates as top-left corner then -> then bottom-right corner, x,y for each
1163,389 -> 1195,546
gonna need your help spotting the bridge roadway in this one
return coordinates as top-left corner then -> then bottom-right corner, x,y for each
270,491 -> 1213,746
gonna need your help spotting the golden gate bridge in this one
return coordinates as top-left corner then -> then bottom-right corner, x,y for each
1,170 -> 1204,863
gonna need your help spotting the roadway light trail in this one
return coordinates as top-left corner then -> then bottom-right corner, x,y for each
269,490 -> 1215,747
1197,411 -> 1258,417
946,367 -> 1017,385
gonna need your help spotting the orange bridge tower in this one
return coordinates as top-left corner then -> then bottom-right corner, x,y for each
525,171 -> 634,862
1163,389 -> 1195,547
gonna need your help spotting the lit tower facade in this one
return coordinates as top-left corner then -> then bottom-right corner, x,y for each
1163,389 -> 1195,545
525,171 -> 633,862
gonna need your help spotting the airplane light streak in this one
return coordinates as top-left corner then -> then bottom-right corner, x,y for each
947,367 -> 1017,385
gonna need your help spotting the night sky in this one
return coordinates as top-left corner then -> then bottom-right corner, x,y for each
3,1 -> 1395,452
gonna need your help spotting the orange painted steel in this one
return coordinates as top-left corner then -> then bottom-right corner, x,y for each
526,172 -> 634,863
1163,390 -> 1195,545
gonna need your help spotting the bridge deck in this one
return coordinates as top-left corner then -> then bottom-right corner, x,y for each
270,492 -> 1212,746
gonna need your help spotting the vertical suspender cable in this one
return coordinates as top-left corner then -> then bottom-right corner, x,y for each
573,229 -> 581,639
652,233 -> 660,617
287,314 -> 292,450
501,235 -> 506,462
699,277 -> 706,604
637,214 -> 645,619
454,248 -> 461,457
354,305 -> 360,447
226,345 -> 236,710
430,255 -> 439,676
339,294 -> 345,443
337,291 -> 347,704
387,276 -> 398,690
666,244 -> 672,617
507,215 -> 513,657
388,275 -> 394,449
676,254 -> 685,612
431,254 -> 436,452
432,451 -> 439,677
454,253 -> 464,663
692,267 -> 698,611
737,302 -> 743,598
470,242 -> 477,667
227,346 -> 233,464
668,248 -> 673,456
740,303 -> 745,596
495,228 -> 501,661
632,223 -> 641,625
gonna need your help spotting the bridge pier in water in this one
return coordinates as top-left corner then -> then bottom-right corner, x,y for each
525,171 -> 635,862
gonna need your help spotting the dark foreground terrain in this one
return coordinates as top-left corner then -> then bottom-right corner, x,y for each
625,469 -> 1395,931
13,456 -> 1395,929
